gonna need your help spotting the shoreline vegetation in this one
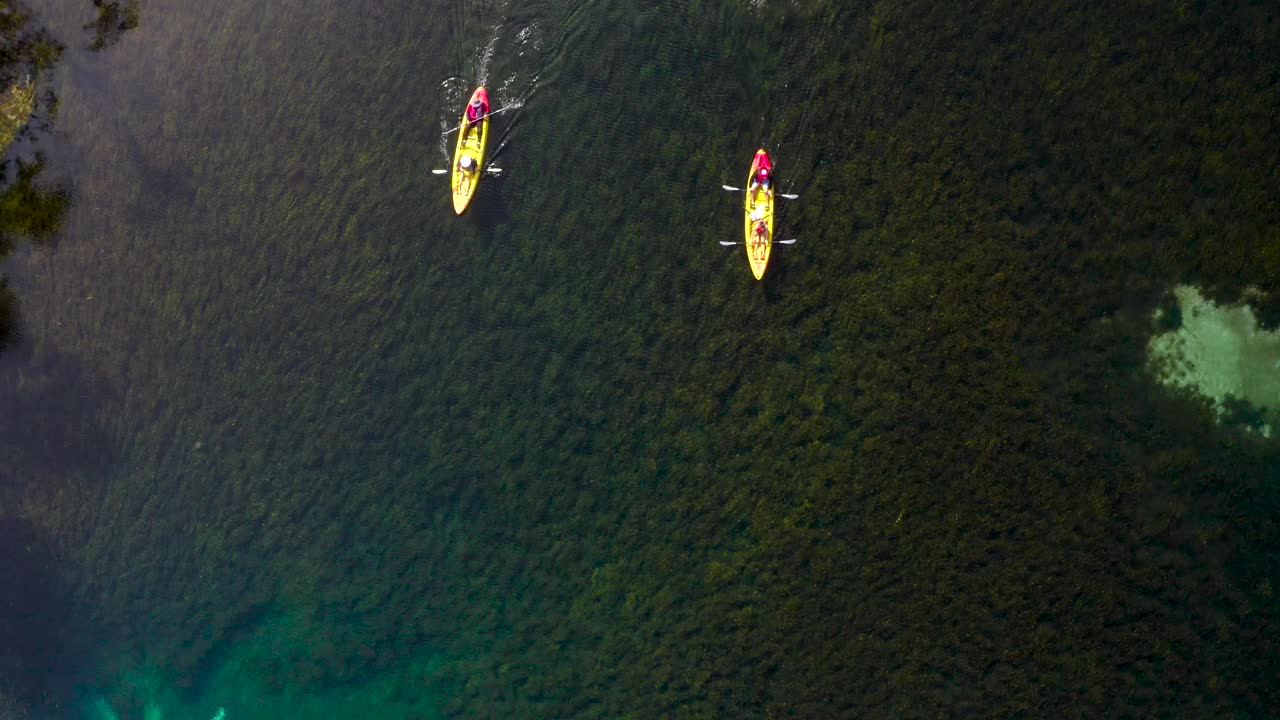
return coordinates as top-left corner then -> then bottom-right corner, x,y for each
1,0 -> 1278,718
0,0 -> 65,352
0,76 -> 35,153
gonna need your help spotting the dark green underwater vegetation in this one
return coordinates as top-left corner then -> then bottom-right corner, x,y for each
1,0 -> 1278,718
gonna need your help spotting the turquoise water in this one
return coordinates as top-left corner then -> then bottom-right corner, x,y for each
1,0 -> 1278,717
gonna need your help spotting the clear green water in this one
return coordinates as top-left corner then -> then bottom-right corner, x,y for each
1,0 -> 1278,718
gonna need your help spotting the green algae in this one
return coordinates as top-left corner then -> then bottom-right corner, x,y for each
1,0 -> 1278,718
84,1 -> 140,53
0,155 -> 69,241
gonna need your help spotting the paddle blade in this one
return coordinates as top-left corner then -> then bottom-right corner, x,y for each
721,185 -> 741,192
487,167 -> 503,173
718,241 -> 739,246
776,238 -> 798,244
779,193 -> 800,200
431,169 -> 448,175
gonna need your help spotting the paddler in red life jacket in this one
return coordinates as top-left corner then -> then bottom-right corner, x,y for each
748,150 -> 773,203
750,166 -> 771,196
463,94 -> 489,140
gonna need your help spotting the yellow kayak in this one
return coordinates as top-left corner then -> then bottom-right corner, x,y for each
451,86 -> 490,215
743,148 -> 775,280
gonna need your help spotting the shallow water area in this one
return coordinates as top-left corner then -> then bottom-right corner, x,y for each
1149,285 -> 1280,436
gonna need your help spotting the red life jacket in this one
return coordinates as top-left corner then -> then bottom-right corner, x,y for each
753,151 -> 773,186
467,101 -> 489,122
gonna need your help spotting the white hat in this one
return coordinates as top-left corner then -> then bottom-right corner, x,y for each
751,207 -> 764,221
460,155 -> 474,168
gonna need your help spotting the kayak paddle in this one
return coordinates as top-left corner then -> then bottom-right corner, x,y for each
722,184 -> 799,199
440,106 -> 515,136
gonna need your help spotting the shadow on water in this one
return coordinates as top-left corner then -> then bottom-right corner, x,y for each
0,343 -> 120,485
0,5 -> 132,714
758,261 -> 788,303
0,512 -> 89,716
466,174 -> 511,236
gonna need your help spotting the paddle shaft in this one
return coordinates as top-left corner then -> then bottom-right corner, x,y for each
722,184 -> 799,200
442,106 -> 514,135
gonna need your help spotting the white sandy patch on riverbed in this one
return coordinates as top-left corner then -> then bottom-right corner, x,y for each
1148,285 -> 1280,437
